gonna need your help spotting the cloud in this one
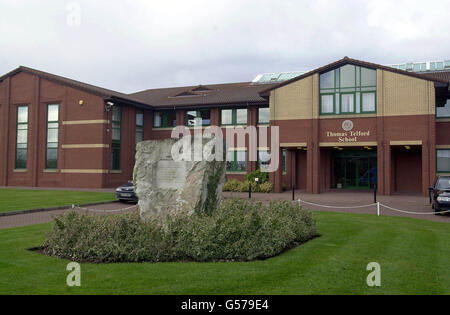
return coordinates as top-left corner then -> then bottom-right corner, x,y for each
0,0 -> 449,93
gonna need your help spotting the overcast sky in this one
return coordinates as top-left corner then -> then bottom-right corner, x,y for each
0,0 -> 449,93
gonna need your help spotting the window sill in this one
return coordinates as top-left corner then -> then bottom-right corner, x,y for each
43,169 -> 59,173
152,127 -> 175,131
110,170 -> 122,174
319,113 -> 377,119
226,171 -> 247,175
436,117 -> 450,122
13,169 -> 27,173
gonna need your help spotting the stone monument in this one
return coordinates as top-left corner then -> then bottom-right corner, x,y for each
134,137 -> 226,220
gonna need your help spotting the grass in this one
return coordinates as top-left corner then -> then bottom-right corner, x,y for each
0,211 -> 448,294
0,189 -> 116,213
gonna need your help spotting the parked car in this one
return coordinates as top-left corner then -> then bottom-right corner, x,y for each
429,175 -> 450,215
115,181 -> 138,203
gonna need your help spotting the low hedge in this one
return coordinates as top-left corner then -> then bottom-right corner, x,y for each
223,179 -> 273,193
43,199 -> 316,263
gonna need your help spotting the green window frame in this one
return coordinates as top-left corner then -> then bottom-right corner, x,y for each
437,149 -> 450,173
153,110 -> 176,128
257,107 -> 270,124
220,108 -> 247,126
15,105 -> 28,169
45,104 -> 59,169
136,110 -> 144,145
436,99 -> 450,118
111,106 -> 121,171
319,65 -> 377,115
226,150 -> 247,172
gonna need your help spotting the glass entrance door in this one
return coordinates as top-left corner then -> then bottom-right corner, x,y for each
331,151 -> 377,189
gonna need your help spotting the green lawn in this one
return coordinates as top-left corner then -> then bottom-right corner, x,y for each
0,211 -> 448,294
0,189 -> 116,213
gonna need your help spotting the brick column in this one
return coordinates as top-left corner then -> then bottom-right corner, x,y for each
289,149 -> 297,189
384,143 -> 392,195
272,146 -> 283,193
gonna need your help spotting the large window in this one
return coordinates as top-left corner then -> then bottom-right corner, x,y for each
437,99 -> 450,118
111,106 -> 121,170
186,109 -> 210,126
136,110 -> 144,145
46,104 -> 59,169
258,107 -> 270,124
153,110 -> 176,128
15,106 -> 28,169
437,149 -> 450,173
320,65 -> 377,115
226,150 -> 247,172
221,108 -> 247,126
257,150 -> 271,172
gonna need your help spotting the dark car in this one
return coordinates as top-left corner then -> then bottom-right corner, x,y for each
115,181 -> 138,203
429,176 -> 450,215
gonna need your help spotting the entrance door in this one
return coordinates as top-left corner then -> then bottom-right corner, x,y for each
331,151 -> 377,190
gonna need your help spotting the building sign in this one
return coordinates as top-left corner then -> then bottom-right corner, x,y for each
342,120 -> 354,131
326,130 -> 371,143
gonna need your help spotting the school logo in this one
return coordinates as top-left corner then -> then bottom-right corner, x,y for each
342,120 -> 354,132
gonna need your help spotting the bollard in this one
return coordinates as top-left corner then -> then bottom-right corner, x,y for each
249,182 -> 252,199
373,183 -> 377,203
292,185 -> 295,201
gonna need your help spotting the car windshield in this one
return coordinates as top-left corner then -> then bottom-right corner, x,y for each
436,178 -> 450,190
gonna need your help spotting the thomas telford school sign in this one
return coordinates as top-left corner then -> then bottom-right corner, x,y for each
326,120 -> 371,143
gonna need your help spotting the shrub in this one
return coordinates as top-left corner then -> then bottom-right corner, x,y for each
43,199 -> 316,263
259,181 -> 273,193
223,179 -> 242,192
246,169 -> 269,185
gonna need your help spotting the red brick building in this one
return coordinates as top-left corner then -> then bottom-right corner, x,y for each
0,57 -> 449,195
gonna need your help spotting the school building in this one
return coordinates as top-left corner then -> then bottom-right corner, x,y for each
0,57 -> 449,195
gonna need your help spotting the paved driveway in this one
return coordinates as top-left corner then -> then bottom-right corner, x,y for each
224,190 -> 450,223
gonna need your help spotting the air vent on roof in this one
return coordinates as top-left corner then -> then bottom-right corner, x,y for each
174,91 -> 198,97
191,85 -> 212,92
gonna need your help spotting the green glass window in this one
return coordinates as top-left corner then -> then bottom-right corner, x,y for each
46,104 -> 59,169
111,106 -> 121,170
186,109 -> 210,126
437,99 -> 450,118
153,110 -> 176,128
320,65 -> 376,115
15,105 -> 28,169
220,108 -> 247,125
282,149 -> 287,174
226,150 -> 247,172
437,150 -> 450,173
258,107 -> 270,124
257,150 -> 271,172
136,110 -> 144,145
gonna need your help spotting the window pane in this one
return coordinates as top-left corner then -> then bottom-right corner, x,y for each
46,148 -> 58,169
112,128 -> 121,141
236,109 -> 247,124
258,150 -> 270,171
437,100 -> 450,117
362,92 -> 376,112
136,111 -> 144,126
341,94 -> 354,112
186,110 -> 198,126
226,151 -> 234,171
136,130 -> 144,144
282,149 -> 287,173
258,107 -> 270,124
200,110 -> 211,125
321,95 -> 334,113
221,109 -> 232,125
320,70 -> 335,89
17,106 -> 28,123
236,151 -> 247,172
361,68 -> 377,87
17,129 -> 28,144
340,65 -> 356,88
437,150 -> 450,172
16,148 -> 27,169
47,128 -> 58,143
112,107 -> 121,122
154,112 -> 162,127
48,104 -> 59,121
167,111 -> 176,127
